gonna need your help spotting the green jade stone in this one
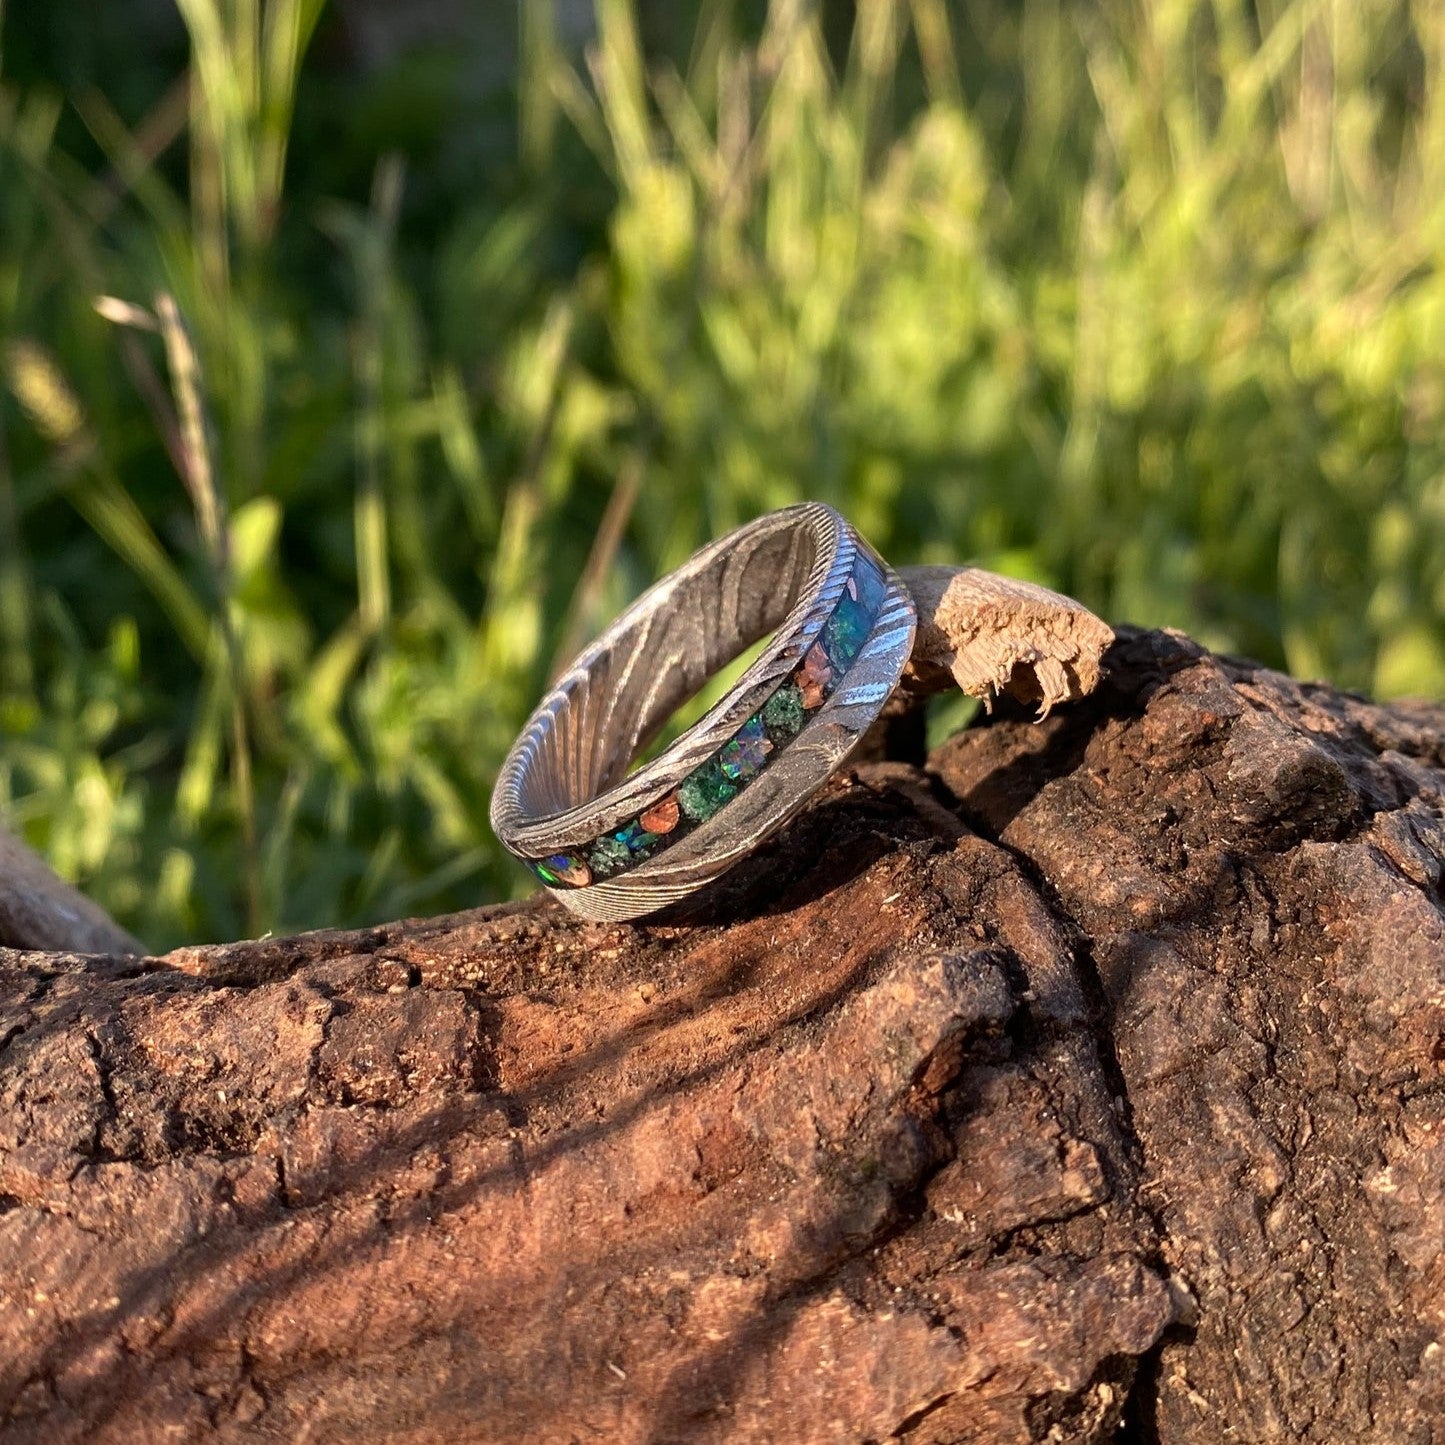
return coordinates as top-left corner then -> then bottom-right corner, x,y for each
762,683 -> 805,741
679,758 -> 738,822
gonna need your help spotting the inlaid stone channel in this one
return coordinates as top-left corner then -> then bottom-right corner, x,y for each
526,549 -> 891,890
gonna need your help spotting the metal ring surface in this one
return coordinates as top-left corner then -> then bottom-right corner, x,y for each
489,502 -> 917,922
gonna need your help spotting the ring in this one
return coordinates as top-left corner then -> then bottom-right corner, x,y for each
489,502 -> 917,922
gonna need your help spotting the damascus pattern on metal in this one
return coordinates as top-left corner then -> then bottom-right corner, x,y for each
489,503 -> 917,922
520,548 -> 891,890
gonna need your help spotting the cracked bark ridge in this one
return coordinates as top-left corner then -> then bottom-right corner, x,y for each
931,628 -> 1445,1444
0,628 -> 1441,1442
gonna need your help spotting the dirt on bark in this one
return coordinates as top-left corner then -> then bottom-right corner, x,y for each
1,628 -> 1441,1443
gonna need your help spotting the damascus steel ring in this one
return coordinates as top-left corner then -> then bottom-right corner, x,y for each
489,502 -> 917,922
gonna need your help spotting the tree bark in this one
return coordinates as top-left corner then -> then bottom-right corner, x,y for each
1,628 -> 1441,1443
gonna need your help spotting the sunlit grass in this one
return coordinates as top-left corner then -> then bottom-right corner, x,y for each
0,0 -> 1441,947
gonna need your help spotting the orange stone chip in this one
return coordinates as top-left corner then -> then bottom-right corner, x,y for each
797,644 -> 833,709
640,794 -> 681,835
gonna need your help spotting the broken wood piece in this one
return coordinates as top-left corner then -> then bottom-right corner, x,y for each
898,564 -> 1115,715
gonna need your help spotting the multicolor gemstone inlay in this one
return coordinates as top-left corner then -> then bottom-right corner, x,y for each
680,758 -> 738,822
525,548 -> 890,890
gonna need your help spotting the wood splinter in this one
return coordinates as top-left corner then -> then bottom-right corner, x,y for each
897,564 -> 1115,716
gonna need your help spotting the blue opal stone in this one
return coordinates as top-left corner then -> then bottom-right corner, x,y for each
823,593 -> 869,668
853,553 -> 888,615
533,853 -> 591,887
719,715 -> 770,781
613,819 -> 660,855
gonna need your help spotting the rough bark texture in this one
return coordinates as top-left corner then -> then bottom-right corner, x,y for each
1,628 -> 1442,1443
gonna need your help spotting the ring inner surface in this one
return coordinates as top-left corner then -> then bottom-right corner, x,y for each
512,516 -> 892,892
515,519 -> 821,824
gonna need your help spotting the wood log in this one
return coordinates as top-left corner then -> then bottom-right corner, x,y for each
1,628 -> 1442,1442
0,829 -> 141,956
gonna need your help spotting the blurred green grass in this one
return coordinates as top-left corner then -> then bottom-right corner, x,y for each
0,0 -> 1441,947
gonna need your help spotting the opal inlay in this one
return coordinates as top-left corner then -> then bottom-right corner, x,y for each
719,716 -> 771,781
525,548 -> 890,890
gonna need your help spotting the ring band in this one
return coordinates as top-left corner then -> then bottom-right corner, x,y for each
489,502 -> 917,922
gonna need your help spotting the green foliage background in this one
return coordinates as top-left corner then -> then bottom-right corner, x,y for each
0,0 -> 1441,947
